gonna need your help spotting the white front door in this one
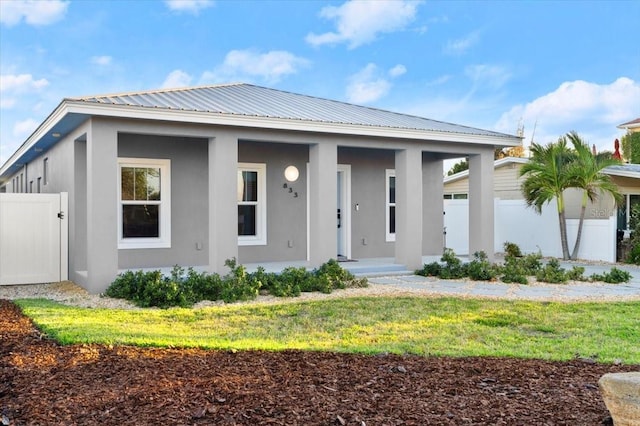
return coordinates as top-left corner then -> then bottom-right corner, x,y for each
337,165 -> 351,260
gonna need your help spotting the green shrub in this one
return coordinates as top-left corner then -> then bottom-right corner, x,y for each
105,270 -> 143,300
415,262 -> 441,277
466,251 -> 498,281
590,267 -> 631,284
522,253 -> 543,275
499,256 -> 529,284
439,249 -> 467,279
503,241 -> 523,258
220,258 -> 261,303
536,259 -> 568,284
566,266 -> 587,281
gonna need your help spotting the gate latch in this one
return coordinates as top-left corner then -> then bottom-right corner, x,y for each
57,211 -> 65,219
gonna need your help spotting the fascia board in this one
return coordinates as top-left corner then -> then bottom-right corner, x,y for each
603,169 -> 640,179
0,101 -> 69,177
64,101 -> 523,146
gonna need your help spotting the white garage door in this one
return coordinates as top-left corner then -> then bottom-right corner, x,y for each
0,193 -> 68,285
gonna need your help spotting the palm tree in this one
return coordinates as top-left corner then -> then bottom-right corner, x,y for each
519,138 -> 575,260
565,131 -> 622,260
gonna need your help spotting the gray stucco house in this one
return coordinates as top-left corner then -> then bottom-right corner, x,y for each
0,84 -> 521,293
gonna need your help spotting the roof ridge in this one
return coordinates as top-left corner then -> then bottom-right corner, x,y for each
68,82 -> 246,101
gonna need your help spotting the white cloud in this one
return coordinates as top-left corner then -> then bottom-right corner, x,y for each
444,30 -> 481,55
346,63 -> 407,104
389,64 -> 407,78
0,0 -> 69,27
165,0 -> 214,14
13,118 -> 39,139
201,49 -> 310,84
306,0 -> 422,49
345,64 -> 381,104
0,74 -> 49,93
0,98 -> 16,109
162,69 -> 193,88
90,56 -> 112,66
465,64 -> 511,90
495,77 -> 640,151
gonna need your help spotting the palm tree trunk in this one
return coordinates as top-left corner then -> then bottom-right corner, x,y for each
571,191 -> 588,260
557,197 -> 570,260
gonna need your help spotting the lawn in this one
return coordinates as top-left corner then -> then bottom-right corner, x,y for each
15,296 -> 640,364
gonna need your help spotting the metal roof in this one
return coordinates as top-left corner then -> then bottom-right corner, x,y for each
72,83 -> 514,139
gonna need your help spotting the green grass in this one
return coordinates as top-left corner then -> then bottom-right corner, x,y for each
15,297 -> 640,364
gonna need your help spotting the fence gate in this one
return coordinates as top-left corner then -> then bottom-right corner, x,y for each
0,193 -> 68,285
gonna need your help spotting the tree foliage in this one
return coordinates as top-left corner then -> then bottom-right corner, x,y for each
621,132 -> 640,163
519,132 -> 621,260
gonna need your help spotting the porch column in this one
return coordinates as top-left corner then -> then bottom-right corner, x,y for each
422,154 -> 444,255
85,119 -> 118,293
469,149 -> 495,260
208,133 -> 238,273
308,141 -> 337,265
395,146 -> 423,270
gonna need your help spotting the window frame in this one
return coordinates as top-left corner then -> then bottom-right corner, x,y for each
43,158 -> 48,185
385,169 -> 396,242
237,162 -> 267,246
117,157 -> 171,250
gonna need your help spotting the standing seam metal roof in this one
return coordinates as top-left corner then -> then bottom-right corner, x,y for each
71,83 -> 515,139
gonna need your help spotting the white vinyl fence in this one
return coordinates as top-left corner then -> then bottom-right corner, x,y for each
444,199 -> 616,262
0,193 -> 68,285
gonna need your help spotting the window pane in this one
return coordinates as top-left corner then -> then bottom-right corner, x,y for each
389,176 -> 395,204
147,168 -> 161,200
238,205 -> 256,236
389,206 -> 395,234
121,167 -> 134,200
123,204 -> 159,238
453,193 -> 468,199
242,171 -> 258,202
134,168 -> 147,200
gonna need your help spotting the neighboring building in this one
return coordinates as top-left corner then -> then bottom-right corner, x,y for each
0,84 -> 521,293
617,117 -> 640,134
443,157 -> 640,261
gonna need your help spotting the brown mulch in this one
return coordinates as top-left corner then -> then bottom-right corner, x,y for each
1,300 -> 636,425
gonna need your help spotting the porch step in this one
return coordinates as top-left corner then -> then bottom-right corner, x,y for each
345,264 -> 415,278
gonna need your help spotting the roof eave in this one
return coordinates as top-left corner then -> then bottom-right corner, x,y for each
0,100 -> 70,179
63,101 -> 523,145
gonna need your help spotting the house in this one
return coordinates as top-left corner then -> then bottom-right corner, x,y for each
0,84 -> 521,293
617,117 -> 640,134
442,156 -> 640,261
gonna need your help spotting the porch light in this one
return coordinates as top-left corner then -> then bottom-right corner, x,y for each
284,165 -> 299,182
52,132 -> 61,138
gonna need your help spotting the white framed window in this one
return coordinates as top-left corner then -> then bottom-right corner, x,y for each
238,163 -> 267,246
117,158 -> 171,249
385,169 -> 396,242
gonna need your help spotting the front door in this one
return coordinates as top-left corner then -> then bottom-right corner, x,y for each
337,165 -> 351,260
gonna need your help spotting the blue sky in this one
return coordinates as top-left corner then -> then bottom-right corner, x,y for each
1,0 -> 639,167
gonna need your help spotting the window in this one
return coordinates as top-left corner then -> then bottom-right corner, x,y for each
37,177 -> 41,193
238,163 -> 266,245
117,158 -> 171,249
385,169 -> 396,242
444,193 -> 468,199
29,181 -> 33,193
20,173 -> 23,193
43,158 -> 48,185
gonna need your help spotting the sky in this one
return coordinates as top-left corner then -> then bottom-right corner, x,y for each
1,0 -> 639,168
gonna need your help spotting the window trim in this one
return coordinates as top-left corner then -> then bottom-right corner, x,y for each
238,162 -> 267,246
117,157 -> 171,249
385,169 -> 396,242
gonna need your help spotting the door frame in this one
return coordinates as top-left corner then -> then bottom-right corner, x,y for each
305,164 -> 352,261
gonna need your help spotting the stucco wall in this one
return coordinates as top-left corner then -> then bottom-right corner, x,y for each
339,147 -> 395,259
238,141 -> 309,263
117,133 -> 210,269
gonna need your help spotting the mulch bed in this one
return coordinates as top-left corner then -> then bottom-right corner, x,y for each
1,299 -> 636,425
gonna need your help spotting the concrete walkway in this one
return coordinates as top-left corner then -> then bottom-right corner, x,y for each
362,261 -> 640,302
